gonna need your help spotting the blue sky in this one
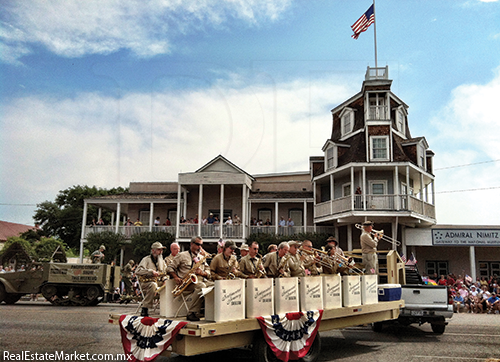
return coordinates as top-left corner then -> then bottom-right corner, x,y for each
1,0 -> 500,226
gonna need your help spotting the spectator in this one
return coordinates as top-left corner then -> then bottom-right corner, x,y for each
437,275 -> 447,286
486,293 -> 500,314
134,218 -> 143,226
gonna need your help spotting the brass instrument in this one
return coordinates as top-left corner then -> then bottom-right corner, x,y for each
172,252 -> 213,297
226,256 -> 237,279
254,256 -> 266,278
299,247 -> 363,275
277,253 -> 291,277
355,224 -> 401,246
138,272 -> 168,283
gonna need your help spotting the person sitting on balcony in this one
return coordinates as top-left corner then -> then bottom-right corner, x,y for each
360,221 -> 381,275
164,218 -> 171,226
154,217 -> 161,228
233,214 -> 241,225
134,218 -> 143,226
126,218 -> 133,226
286,218 -> 294,227
96,218 -> 105,225
207,213 -> 215,224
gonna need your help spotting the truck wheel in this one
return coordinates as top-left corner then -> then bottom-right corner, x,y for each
372,322 -> 384,333
4,293 -> 22,305
252,333 -> 279,362
300,332 -> 321,362
0,283 -> 6,303
252,332 -> 321,362
431,323 -> 446,334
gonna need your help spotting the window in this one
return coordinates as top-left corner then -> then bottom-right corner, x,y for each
326,146 -> 336,169
340,108 -> 354,136
289,209 -> 303,226
479,261 -> 500,277
258,209 -> 272,224
342,183 -> 351,197
396,109 -> 405,134
368,94 -> 387,119
370,136 -> 389,161
139,210 -> 150,225
417,144 -> 426,169
426,261 -> 448,277
369,181 -> 390,208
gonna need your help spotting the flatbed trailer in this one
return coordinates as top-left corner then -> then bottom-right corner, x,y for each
109,299 -> 403,361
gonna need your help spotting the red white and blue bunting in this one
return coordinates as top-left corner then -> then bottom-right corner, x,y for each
257,310 -> 323,362
119,315 -> 187,362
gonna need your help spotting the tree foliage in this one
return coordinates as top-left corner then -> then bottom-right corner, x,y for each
33,185 -> 128,250
0,237 -> 67,264
86,231 -> 126,265
130,231 -> 175,262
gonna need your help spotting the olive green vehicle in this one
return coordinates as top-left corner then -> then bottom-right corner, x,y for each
0,262 -> 120,306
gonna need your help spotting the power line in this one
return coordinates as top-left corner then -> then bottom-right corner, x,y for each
435,159 -> 500,171
0,203 -> 37,206
435,186 -> 500,194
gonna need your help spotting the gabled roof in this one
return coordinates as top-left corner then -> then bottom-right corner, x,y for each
195,155 -> 255,180
0,221 -> 38,242
402,137 -> 429,149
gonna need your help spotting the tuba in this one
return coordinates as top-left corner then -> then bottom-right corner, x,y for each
172,252 -> 213,297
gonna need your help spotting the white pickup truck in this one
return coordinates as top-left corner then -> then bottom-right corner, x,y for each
371,258 -> 453,334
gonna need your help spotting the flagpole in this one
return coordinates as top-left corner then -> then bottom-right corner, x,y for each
373,0 -> 378,70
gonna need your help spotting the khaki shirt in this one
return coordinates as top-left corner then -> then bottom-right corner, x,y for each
210,253 -> 241,280
288,253 -> 305,277
121,263 -> 133,278
136,255 -> 167,277
361,231 -> 378,254
164,253 -> 176,267
263,251 -> 290,278
239,255 -> 265,278
167,250 -> 200,279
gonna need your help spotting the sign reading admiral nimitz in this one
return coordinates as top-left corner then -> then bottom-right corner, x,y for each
432,229 -> 500,246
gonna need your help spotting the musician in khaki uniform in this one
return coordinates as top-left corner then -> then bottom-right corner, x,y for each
287,240 -> 306,277
360,220 -> 380,275
210,240 -> 243,280
301,240 -> 322,276
136,242 -> 168,317
263,241 -> 290,278
167,236 -> 210,321
239,241 -> 266,278
164,242 -> 180,267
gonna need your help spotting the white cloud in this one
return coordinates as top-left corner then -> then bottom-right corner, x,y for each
0,0 -> 292,64
0,73 -> 353,224
430,66 -> 500,225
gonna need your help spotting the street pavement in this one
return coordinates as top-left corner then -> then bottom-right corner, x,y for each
1,300 -> 499,362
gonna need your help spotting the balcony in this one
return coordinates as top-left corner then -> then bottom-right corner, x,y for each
314,194 -> 436,220
83,224 -> 336,241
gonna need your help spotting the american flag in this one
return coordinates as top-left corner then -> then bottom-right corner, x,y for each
351,4 -> 375,40
405,253 -> 417,266
400,254 -> 407,263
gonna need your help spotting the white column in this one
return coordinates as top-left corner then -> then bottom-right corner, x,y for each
115,203 -> 121,233
79,201 -> 88,263
242,185 -> 247,239
275,201 -> 279,234
330,174 -> 334,214
220,184 -> 224,238
110,212 -> 115,226
432,180 -> 435,205
362,166 -> 367,210
149,202 -> 154,231
350,167 -> 354,209
392,217 -> 398,251
176,184 -> 181,239
183,189 -> 188,219
470,246 -> 476,281
97,207 -> 102,220
401,225 -> 407,258
313,181 -> 316,217
198,184 -> 203,236
303,200 -> 307,233
347,224 -> 353,251
120,248 -> 124,267
394,166 -> 400,210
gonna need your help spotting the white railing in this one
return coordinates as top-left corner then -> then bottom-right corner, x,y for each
368,105 -> 388,120
315,201 -> 331,218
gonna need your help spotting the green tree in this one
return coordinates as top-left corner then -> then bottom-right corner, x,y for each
130,231 -> 175,262
34,238 -> 68,263
33,185 -> 128,250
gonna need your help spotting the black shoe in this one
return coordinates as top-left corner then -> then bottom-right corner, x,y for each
140,308 -> 149,317
186,312 -> 200,322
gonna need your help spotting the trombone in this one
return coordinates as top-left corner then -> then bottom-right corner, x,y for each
299,247 -> 364,275
355,224 -> 401,246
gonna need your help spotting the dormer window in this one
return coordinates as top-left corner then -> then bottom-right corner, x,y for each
417,143 -> 426,169
340,108 -> 354,136
396,107 -> 406,134
325,145 -> 337,170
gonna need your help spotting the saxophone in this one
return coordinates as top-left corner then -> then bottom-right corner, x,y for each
138,272 -> 168,283
172,252 -> 213,297
277,253 -> 291,278
226,256 -> 237,279
254,256 -> 266,278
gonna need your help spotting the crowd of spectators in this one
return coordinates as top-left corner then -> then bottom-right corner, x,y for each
433,273 -> 500,314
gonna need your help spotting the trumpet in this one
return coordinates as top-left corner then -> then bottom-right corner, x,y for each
355,224 -> 401,246
299,247 -> 363,275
